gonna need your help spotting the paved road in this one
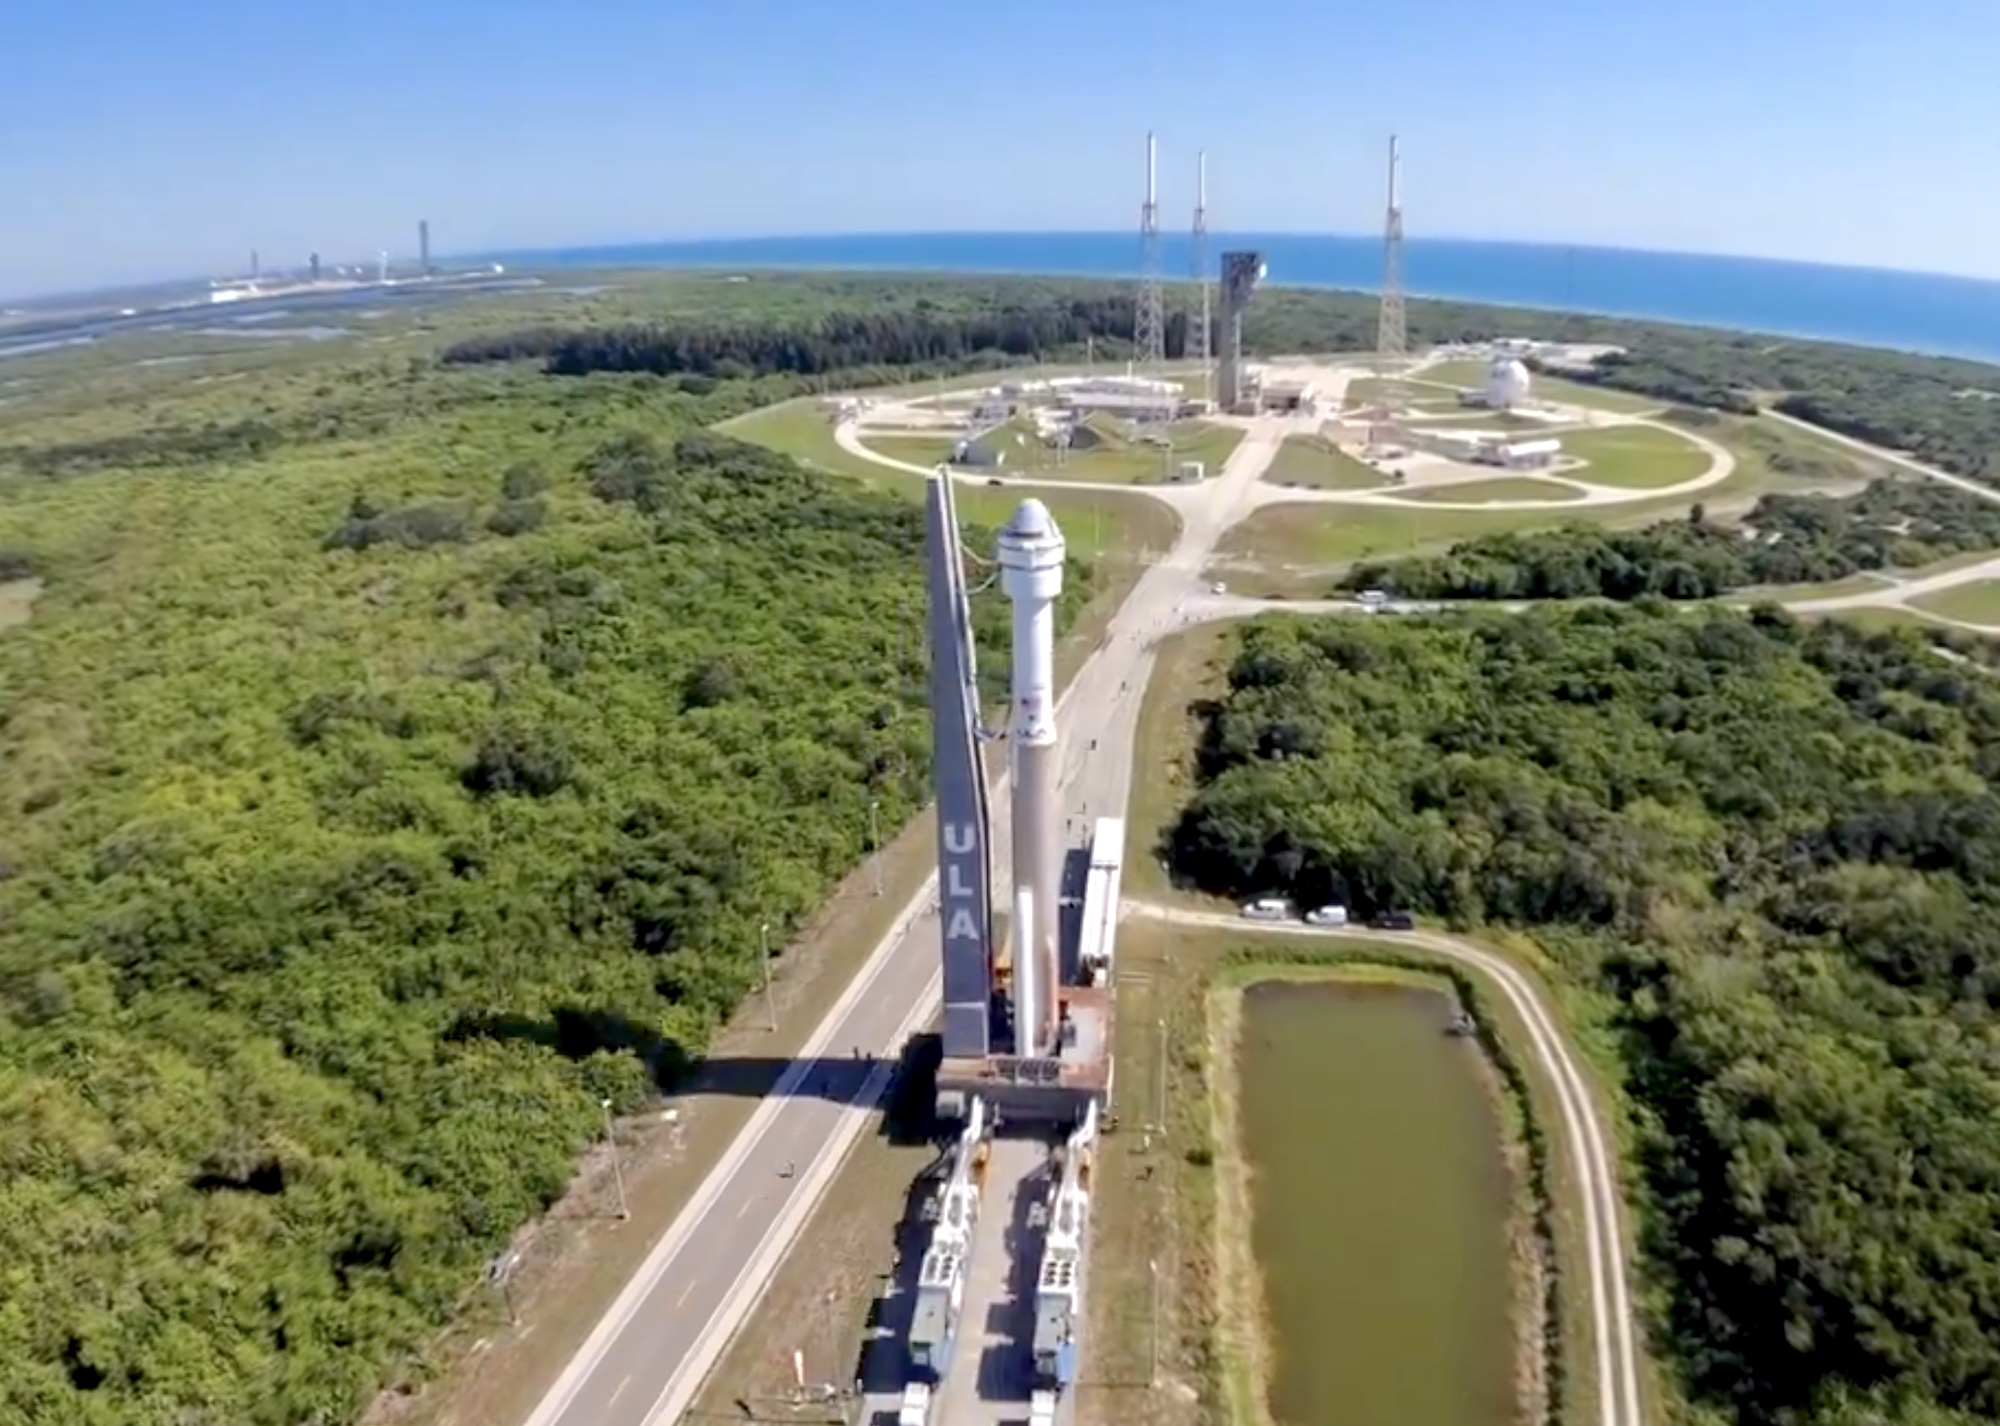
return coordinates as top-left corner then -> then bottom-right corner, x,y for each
1125,902 -> 1645,1426
522,423 -> 1289,1426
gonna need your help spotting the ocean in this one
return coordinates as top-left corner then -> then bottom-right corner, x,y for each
489,232 -> 2000,366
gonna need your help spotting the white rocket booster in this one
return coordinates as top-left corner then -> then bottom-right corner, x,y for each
996,499 -> 1065,1057
1013,885 -> 1038,1063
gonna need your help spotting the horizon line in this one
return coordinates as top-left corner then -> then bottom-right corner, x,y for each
16,229 -> 2000,308
472,229 -> 2000,290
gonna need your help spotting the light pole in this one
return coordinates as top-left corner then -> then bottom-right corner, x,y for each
1148,1258 -> 1161,1389
869,799 -> 884,898
601,1097 -> 629,1221
760,921 -> 778,1032
1155,1018 -> 1168,1132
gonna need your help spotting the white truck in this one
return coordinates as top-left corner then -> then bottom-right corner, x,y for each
1241,896 -> 1293,922
1030,1388 -> 1060,1426
898,1384 -> 932,1426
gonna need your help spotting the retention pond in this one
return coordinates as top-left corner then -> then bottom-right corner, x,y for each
1235,977 -> 1515,1426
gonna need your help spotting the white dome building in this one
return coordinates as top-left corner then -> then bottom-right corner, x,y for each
1485,357 -> 1532,409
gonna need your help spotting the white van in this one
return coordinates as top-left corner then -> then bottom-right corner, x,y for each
1241,897 -> 1293,922
1305,905 -> 1348,927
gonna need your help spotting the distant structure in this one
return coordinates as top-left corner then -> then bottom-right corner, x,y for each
309,252 -> 322,283
1216,251 -> 1266,413
1377,135 -> 1406,360
419,220 -> 432,276
1190,151 -> 1211,377
250,250 -> 261,281
1481,357 -> 1533,409
377,250 -> 389,284
1134,131 -> 1165,372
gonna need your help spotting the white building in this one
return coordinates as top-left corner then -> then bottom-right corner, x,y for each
1421,429 -> 1487,460
1488,437 -> 1560,469
1259,376 -> 1319,413
1052,375 -> 1180,421
1485,357 -> 1532,409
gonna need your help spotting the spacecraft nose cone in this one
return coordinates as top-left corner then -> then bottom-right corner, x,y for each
1004,498 -> 1056,540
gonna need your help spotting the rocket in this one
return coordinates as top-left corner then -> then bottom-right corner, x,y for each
996,499 -> 1065,1057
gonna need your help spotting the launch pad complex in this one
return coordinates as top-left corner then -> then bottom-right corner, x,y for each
896,473 -> 1122,1426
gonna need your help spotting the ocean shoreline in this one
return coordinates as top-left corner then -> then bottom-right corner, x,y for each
478,232 -> 2000,365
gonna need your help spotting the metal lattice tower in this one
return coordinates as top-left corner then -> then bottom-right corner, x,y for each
1135,131 -> 1165,370
1377,134 -> 1407,361
1191,150 -> 1211,373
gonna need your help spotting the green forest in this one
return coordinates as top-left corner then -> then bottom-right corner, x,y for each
7,267 -> 2000,1426
0,343 -> 1087,1423
1169,607 -> 2000,1426
1344,477 -> 2000,600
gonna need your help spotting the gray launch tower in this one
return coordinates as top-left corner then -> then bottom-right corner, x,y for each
924,474 -> 998,1062
1216,251 -> 1267,413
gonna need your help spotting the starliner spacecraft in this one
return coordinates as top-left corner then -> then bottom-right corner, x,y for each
923,472 -> 1118,1124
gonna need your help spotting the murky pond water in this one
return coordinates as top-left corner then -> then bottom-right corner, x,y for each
1236,978 -> 1515,1426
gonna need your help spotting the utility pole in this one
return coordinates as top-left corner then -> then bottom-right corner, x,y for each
1154,1018 -> 1168,1130
869,799 -> 884,897
761,921 -> 778,1032
601,1097 -> 629,1220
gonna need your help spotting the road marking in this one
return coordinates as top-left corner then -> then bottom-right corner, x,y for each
675,1280 -> 696,1309
608,1374 -> 631,1407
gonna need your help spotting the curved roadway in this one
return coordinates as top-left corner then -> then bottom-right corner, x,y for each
521,397 -> 1647,1426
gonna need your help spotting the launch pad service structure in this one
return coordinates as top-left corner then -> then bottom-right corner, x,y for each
1216,250 -> 1267,413
923,473 -> 1118,1127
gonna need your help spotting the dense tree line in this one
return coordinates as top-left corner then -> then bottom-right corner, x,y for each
0,393 -> 1085,1422
3,417 -> 284,478
1344,478 -> 2000,600
1169,607 -> 2000,1426
438,299 -> 1180,379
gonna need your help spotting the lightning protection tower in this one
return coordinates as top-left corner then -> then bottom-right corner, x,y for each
1135,131 -> 1166,372
1377,135 -> 1407,362
1191,151 -> 1212,381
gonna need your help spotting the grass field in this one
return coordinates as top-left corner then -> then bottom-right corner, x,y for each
1561,424 -> 1710,488
1396,477 -> 1588,505
1343,376 -> 1438,408
1408,361 -> 1666,417
1758,576 -> 1892,603
1401,409 -> 1548,433
1212,411 -> 1879,594
864,433 -> 960,467
983,417 -> 1245,486
722,400 -> 1182,560
1261,434 -> 1390,490
1911,579 -> 2000,626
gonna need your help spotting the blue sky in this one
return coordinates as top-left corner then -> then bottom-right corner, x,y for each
3,0 -> 1994,296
